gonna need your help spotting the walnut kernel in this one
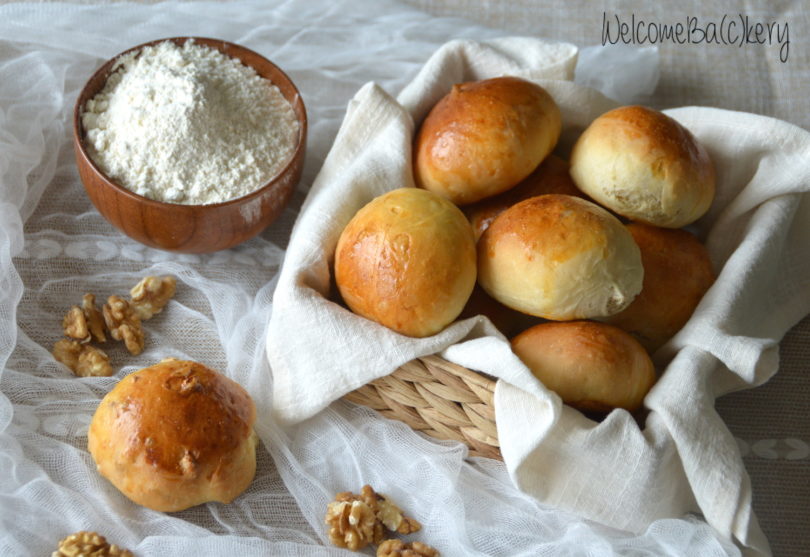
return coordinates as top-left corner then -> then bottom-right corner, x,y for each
52,530 -> 133,557
52,340 -> 113,377
377,539 -> 439,557
63,306 -> 90,342
326,485 -> 423,551
103,296 -> 144,355
325,498 -> 384,550
129,275 -> 176,320
82,294 -> 107,342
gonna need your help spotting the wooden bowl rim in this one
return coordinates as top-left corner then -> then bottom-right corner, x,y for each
72,36 -> 308,211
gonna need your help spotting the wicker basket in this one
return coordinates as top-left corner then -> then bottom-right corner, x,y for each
343,355 -> 501,460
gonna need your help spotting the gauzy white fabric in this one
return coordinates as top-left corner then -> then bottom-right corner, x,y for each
0,1 -> 798,556
267,31 -> 810,557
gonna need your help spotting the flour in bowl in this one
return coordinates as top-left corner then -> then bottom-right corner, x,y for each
82,40 -> 299,205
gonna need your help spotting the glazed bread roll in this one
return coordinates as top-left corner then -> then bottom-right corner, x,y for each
465,154 -> 584,241
335,187 -> 477,337
605,223 -> 715,352
88,359 -> 257,512
512,321 -> 656,413
478,194 -> 643,320
414,76 -> 561,205
570,105 -> 715,228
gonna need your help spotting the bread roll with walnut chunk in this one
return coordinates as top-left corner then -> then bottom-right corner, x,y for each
414,76 -> 561,205
570,105 -> 715,228
335,187 -> 476,338
478,194 -> 643,321
605,223 -> 715,352
88,359 -> 257,512
512,321 -> 656,414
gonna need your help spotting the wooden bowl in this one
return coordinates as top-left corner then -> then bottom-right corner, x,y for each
73,37 -> 307,253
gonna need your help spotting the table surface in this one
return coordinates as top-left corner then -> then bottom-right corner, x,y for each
3,1 -> 808,555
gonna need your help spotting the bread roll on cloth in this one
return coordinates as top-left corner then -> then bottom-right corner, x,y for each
88,358 -> 257,512
605,223 -> 715,352
512,321 -> 656,413
414,76 -> 561,205
570,105 -> 715,228
335,187 -> 476,337
478,194 -> 643,320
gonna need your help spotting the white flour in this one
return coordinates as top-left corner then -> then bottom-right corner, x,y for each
82,40 -> 299,205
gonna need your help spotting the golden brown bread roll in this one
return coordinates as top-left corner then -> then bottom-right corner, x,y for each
569,105 -> 715,228
478,194 -> 643,320
335,187 -> 477,337
604,223 -> 715,352
464,154 -> 585,241
511,321 -> 656,414
88,359 -> 257,512
413,76 -> 561,205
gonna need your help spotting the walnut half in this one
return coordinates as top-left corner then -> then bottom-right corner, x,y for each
102,296 -> 144,355
62,294 -> 106,343
52,340 -> 113,377
377,539 -> 440,557
52,530 -> 133,557
325,485 -> 423,551
129,275 -> 176,320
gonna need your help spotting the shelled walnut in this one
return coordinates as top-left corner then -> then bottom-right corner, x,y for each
62,294 -> 106,343
52,339 -> 113,377
377,539 -> 439,557
130,275 -> 176,320
52,530 -> 133,557
325,485 -> 424,552
102,296 -> 144,355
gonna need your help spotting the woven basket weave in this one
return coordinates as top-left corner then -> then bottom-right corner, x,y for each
344,355 -> 501,460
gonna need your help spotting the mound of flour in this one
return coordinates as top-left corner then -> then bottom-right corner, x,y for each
82,40 -> 299,205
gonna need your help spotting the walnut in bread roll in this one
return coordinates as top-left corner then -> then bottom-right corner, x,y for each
569,105 -> 715,228
414,76 -> 561,205
512,321 -> 656,414
478,194 -> 643,320
88,359 -> 257,512
335,187 -> 476,337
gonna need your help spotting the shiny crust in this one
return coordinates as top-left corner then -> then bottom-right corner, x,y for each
414,76 -> 562,205
512,321 -> 656,413
605,223 -> 715,351
570,105 -> 715,228
88,359 -> 257,512
478,194 -> 643,320
335,188 -> 477,338
465,154 -> 584,241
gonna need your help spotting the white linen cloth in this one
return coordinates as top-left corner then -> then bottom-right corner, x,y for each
267,35 -> 810,557
0,0 -> 801,555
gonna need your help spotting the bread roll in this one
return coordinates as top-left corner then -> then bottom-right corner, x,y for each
512,321 -> 656,413
465,154 -> 584,241
88,359 -> 257,512
459,284 -> 544,338
335,187 -> 476,337
414,76 -> 561,205
605,223 -> 715,351
478,194 -> 643,320
570,105 -> 715,228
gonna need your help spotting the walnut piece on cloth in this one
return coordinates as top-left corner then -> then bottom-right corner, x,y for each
129,275 -> 176,320
268,36 -> 810,557
63,294 -> 106,343
377,539 -> 439,557
325,485 -> 422,550
52,339 -> 113,377
52,530 -> 133,557
102,296 -> 144,355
